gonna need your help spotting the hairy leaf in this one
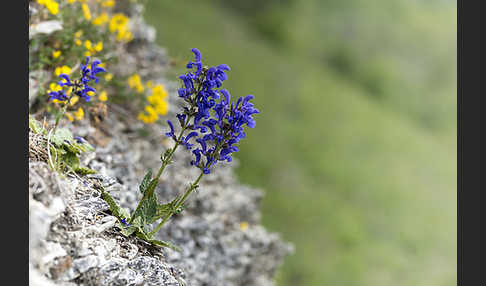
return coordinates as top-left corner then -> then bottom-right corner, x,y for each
116,221 -> 136,237
134,231 -> 181,251
131,190 -> 158,226
74,167 -> 97,175
145,178 -> 159,197
63,141 -> 94,154
100,187 -> 124,218
119,208 -> 131,220
149,239 -> 181,251
139,170 -> 153,195
150,196 -> 182,224
29,115 -> 46,135
50,128 -> 73,146
61,150 -> 80,170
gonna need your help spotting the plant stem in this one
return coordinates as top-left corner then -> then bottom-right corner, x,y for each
52,96 -> 72,134
148,171 -> 204,238
129,116 -> 190,224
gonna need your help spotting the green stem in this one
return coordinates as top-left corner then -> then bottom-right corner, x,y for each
148,171 -> 204,238
52,96 -> 72,135
129,116 -> 190,224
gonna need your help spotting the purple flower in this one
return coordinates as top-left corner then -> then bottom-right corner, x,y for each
166,48 -> 258,174
48,90 -> 68,101
182,131 -> 198,150
58,74 -> 72,87
74,136 -> 84,143
49,56 -> 106,103
121,218 -> 130,227
165,120 -> 176,139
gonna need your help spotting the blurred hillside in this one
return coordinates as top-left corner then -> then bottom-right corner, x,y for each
143,0 -> 456,285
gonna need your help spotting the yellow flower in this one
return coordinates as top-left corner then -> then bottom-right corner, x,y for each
66,87 -> 73,96
37,0 -> 59,15
127,74 -> 139,88
136,83 -> 144,93
55,65 -> 71,76
154,100 -> 168,115
104,73 -> 113,81
137,112 -> 149,123
84,40 -> 92,50
92,12 -> 109,26
74,107 -> 85,121
240,221 -> 249,231
144,85 -> 169,116
49,83 -> 62,92
47,1 -> 59,15
69,95 -> 79,106
145,80 -> 153,89
38,0 -> 59,15
138,105 -> 158,124
109,13 -> 132,42
127,74 -> 144,93
82,3 -> 91,21
74,30 -> 83,38
84,50 -> 91,57
151,84 -> 168,98
65,112 -> 74,122
116,27 -> 133,42
145,105 -> 157,117
67,0 -> 76,3
147,94 -> 161,106
52,50 -> 61,59
86,90 -> 95,97
94,41 -> 103,52
102,0 -> 115,7
98,91 -> 108,102
75,39 -> 82,46
109,13 -> 129,33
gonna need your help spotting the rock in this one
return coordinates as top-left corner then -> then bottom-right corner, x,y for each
41,242 -> 67,265
73,255 -> 100,274
29,20 -> 63,39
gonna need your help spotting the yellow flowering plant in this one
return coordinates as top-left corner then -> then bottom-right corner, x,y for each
30,0 -> 135,117
126,74 -> 170,124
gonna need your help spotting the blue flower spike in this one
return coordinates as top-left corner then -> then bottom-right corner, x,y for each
164,48 -> 259,175
49,56 -> 106,103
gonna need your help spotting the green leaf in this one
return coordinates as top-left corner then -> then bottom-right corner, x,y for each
151,196 -> 182,224
145,178 -> 159,197
50,128 -> 73,146
139,170 -> 153,195
29,115 -> 46,135
119,208 -> 131,220
121,227 -> 136,237
161,149 -> 172,161
116,221 -> 136,237
131,177 -> 160,225
61,150 -> 80,170
74,167 -> 97,175
134,231 -> 181,251
100,187 -> 124,218
74,141 -> 95,153
132,190 -> 158,226
149,239 -> 181,251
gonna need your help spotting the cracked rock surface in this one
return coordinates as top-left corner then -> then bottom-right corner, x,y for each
29,1 -> 293,285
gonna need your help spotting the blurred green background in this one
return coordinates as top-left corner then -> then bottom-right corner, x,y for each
143,0 -> 456,285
